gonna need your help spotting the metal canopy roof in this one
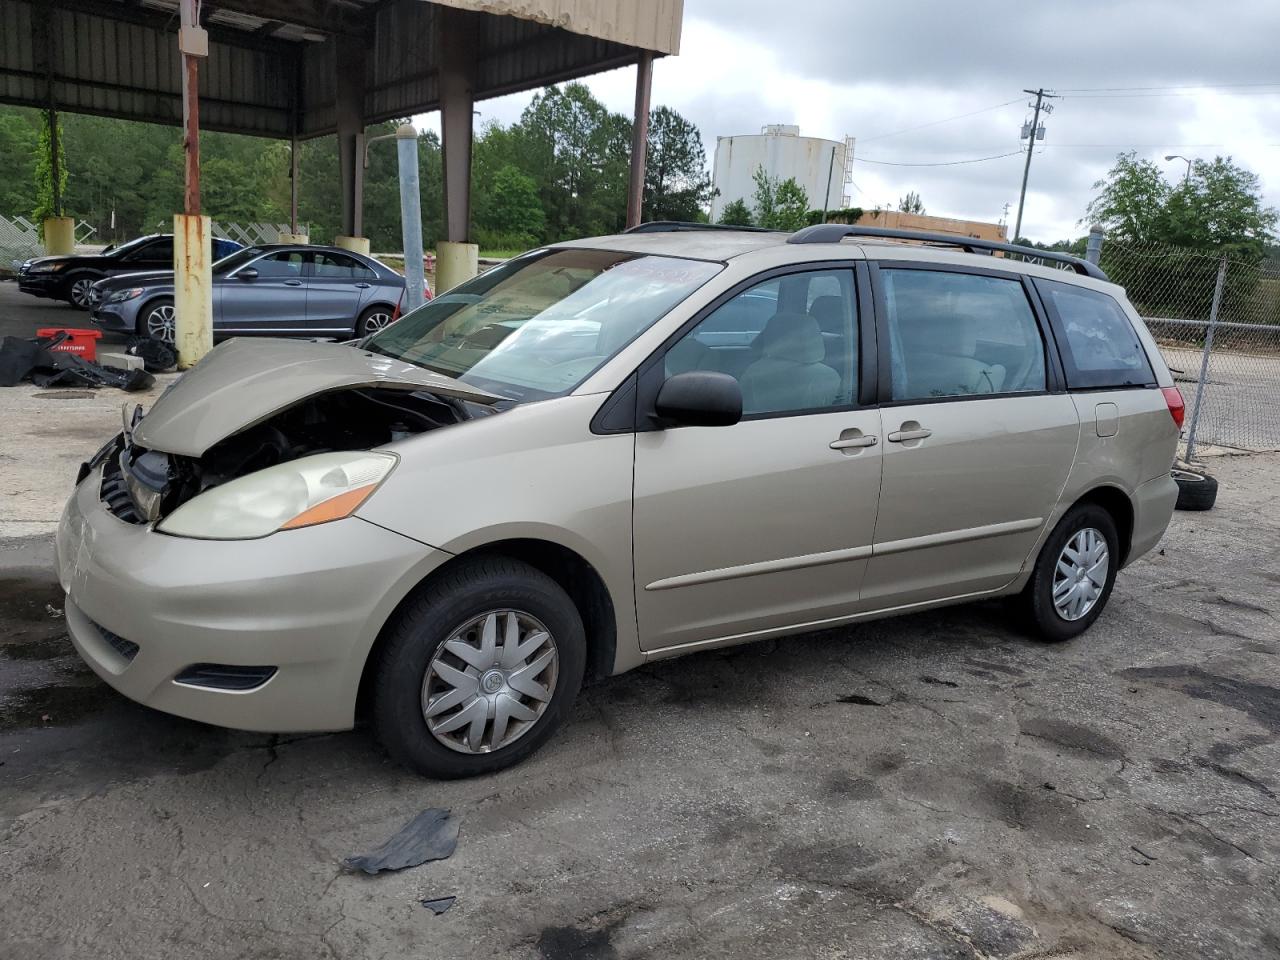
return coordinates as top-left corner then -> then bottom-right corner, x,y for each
0,0 -> 683,138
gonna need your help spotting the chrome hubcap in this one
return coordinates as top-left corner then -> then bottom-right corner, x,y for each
421,610 -> 558,754
146,304 -> 176,343
1053,527 -> 1109,621
364,311 -> 393,333
71,278 -> 93,306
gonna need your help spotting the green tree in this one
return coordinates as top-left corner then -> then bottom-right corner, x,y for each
898,191 -> 925,215
1158,156 -> 1277,257
717,198 -> 753,226
0,108 -> 39,215
1083,152 -> 1172,244
643,106 -> 711,222
751,167 -> 809,231
33,112 -> 68,227
475,164 -> 545,249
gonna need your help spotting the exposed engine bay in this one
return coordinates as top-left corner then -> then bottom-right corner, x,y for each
95,388 -> 468,524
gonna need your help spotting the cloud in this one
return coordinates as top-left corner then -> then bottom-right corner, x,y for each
427,0 -> 1280,241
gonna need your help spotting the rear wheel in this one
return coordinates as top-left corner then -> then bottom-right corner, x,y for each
1021,503 -> 1119,642
356,304 -> 394,338
138,298 -> 176,344
67,273 -> 98,310
372,557 -> 586,778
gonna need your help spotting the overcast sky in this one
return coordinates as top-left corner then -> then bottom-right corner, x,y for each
431,0 -> 1280,242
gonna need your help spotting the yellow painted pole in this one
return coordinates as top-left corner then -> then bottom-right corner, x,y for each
42,217 -> 75,255
435,240 -> 478,293
334,235 -> 371,254
174,214 -> 213,368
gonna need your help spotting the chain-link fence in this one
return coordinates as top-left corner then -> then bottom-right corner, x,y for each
1101,242 -> 1280,456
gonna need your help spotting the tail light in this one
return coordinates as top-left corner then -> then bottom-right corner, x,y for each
1162,386 -> 1185,429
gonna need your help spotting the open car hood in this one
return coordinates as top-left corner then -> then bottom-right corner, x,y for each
131,338 -> 501,457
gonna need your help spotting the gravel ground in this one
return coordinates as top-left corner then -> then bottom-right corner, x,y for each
1,452 -> 1278,959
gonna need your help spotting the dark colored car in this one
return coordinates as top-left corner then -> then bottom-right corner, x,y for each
89,244 -> 407,343
17,234 -> 244,309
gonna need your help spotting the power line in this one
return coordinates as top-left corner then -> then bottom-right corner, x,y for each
1056,81 -> 1280,93
858,98 -> 1024,142
855,150 -> 1022,167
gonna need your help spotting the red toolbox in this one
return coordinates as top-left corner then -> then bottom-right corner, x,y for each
37,328 -> 103,362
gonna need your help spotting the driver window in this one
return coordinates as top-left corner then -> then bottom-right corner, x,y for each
665,269 -> 857,416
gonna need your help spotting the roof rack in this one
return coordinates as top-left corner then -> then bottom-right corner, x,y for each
624,221 -> 782,235
786,224 -> 1108,280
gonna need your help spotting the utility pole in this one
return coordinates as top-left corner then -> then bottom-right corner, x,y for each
1013,88 -> 1057,244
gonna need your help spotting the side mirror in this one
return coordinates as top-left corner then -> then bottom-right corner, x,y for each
655,371 -> 742,428
102,243 -> 115,254
238,268 -> 259,281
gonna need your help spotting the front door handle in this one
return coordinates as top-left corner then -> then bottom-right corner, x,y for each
355,282 -> 371,289
284,279 -> 303,286
830,435 -> 878,450
887,427 -> 932,443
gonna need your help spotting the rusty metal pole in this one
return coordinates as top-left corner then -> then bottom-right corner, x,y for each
626,51 -> 654,230
173,0 -> 212,368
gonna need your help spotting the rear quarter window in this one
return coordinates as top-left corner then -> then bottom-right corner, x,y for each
1038,280 -> 1155,389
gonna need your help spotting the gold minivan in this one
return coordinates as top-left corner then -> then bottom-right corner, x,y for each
58,225 -> 1182,777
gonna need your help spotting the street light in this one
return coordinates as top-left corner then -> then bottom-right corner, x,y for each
1164,154 -> 1193,184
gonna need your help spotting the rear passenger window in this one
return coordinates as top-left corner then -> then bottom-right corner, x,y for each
1039,280 -> 1155,389
666,269 -> 857,416
882,269 -> 1046,401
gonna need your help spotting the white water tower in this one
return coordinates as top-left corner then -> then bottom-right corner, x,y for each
710,125 -> 852,221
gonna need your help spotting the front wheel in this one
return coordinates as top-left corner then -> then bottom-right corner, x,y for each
138,298 -> 176,344
1021,503 -> 1119,642
67,274 -> 98,310
372,557 -> 586,778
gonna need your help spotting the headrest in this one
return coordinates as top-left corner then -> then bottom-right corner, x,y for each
808,296 -> 844,334
758,312 -> 826,364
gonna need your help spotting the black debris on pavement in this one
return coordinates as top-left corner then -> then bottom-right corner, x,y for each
0,333 -> 154,391
342,808 -> 459,875
420,896 -> 456,915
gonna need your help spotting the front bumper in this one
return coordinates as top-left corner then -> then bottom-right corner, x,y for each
90,302 -> 138,333
18,273 -> 64,299
57,471 -> 441,732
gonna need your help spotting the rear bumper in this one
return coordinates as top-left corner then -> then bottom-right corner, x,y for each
57,471 -> 442,732
1128,472 -> 1179,565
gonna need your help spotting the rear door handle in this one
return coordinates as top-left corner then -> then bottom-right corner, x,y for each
284,279 -> 303,286
887,428 -> 932,442
830,435 -> 878,450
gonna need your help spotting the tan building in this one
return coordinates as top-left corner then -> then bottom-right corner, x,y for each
851,210 -> 1008,242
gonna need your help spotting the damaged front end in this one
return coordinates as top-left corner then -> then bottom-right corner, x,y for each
81,338 -> 504,536
92,386 -> 472,531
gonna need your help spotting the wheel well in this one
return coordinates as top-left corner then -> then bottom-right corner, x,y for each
1075,486 -> 1134,565
355,538 -> 618,718
136,295 -> 174,333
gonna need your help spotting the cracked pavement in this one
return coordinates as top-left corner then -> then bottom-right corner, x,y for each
2,453 -> 1279,959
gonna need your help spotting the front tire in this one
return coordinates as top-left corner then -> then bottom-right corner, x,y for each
138,297 -> 176,344
372,557 -> 586,778
66,273 -> 98,310
1021,503 -> 1119,643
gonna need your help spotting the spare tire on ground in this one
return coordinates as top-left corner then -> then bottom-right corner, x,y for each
1172,468 -> 1218,511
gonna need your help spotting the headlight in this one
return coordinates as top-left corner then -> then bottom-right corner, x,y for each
107,287 -> 145,303
157,452 -> 397,540
31,261 -> 66,273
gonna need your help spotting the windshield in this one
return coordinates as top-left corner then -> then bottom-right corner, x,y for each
214,247 -> 267,275
363,249 -> 721,402
104,235 -> 156,259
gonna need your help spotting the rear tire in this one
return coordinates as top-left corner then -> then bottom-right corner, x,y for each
372,557 -> 586,779
1172,468 -> 1218,511
1021,503 -> 1120,643
356,304 -> 395,338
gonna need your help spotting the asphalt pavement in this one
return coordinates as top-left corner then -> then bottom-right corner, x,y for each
2,453 -> 1279,959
